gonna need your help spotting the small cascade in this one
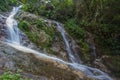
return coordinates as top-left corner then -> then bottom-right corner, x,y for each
56,22 -> 81,63
6,5 -> 22,45
5,5 -> 112,80
91,44 -> 97,59
55,22 -> 112,80
87,32 -> 97,59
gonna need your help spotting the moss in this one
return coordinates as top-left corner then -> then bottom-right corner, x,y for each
0,71 -> 25,80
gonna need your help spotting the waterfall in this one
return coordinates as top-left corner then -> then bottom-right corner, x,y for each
91,44 -> 97,59
56,22 -> 81,63
6,5 -> 22,45
5,5 -> 112,80
8,43 -> 112,80
55,22 -> 112,80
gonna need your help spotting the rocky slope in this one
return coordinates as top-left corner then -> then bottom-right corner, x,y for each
0,14 -> 91,79
16,11 -> 82,63
0,41 -> 94,80
0,6 -> 119,80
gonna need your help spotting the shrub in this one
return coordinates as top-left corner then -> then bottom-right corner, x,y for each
18,20 -> 30,32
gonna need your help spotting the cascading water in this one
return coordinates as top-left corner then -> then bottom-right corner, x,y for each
6,5 -> 22,45
5,5 -> 112,80
91,44 -> 97,59
55,23 -> 112,80
56,22 -> 80,63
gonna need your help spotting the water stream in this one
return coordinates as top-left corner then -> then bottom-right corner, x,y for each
5,6 -> 112,80
56,22 -> 80,63
6,5 -> 22,45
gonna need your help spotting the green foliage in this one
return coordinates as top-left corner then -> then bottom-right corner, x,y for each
74,0 -> 120,56
42,26 -> 55,44
21,0 -> 74,21
51,0 -> 74,21
65,19 -> 86,39
0,71 -> 24,80
10,0 -> 19,5
36,19 -> 55,43
20,0 -> 26,3
22,3 -> 33,12
21,0 -> 42,15
36,19 -> 55,47
36,19 -> 46,28
0,0 -> 20,11
6,0 -> 119,57
65,19 -> 90,60
18,20 -> 39,46
18,18 -> 55,49
18,20 -> 30,32
0,0 -> 9,11
95,24 -> 120,55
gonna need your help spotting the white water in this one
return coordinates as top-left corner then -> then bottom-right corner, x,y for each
5,6 -> 112,80
0,14 -> 7,18
56,22 -> 80,63
8,43 -> 112,80
6,5 -> 22,45
55,22 -> 112,80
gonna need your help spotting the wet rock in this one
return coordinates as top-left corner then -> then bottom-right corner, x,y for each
0,41 -> 92,80
93,58 -> 110,73
22,73 -> 49,80
0,15 -> 8,41
70,38 -> 82,63
4,61 -> 16,71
